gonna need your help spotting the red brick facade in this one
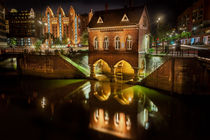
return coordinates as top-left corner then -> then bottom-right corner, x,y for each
88,6 -> 150,81
88,6 -> 150,67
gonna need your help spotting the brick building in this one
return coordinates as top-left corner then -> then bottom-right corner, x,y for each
177,0 -> 210,45
88,6 -> 150,82
42,6 -> 92,46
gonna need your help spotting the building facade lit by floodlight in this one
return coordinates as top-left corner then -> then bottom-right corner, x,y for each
88,6 -> 150,81
0,2 -> 7,48
42,6 -> 93,46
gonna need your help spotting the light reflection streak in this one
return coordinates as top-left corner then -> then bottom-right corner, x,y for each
41,97 -> 47,109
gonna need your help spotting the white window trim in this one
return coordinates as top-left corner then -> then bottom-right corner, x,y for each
126,35 -> 132,50
94,37 -> 99,50
104,37 -> 109,50
115,36 -> 120,50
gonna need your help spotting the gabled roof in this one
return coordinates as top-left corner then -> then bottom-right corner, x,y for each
88,6 -> 145,28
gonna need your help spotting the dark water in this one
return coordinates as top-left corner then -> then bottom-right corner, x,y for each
0,61 -> 210,140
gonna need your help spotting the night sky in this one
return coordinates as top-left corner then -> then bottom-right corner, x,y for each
3,0 -> 197,25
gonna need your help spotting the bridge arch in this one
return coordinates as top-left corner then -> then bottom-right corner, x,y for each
93,59 -> 112,80
114,60 -> 135,81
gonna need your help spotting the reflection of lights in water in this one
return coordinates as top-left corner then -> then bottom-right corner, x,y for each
104,110 -> 109,124
82,82 -> 91,99
138,109 -> 149,130
114,113 -> 120,126
94,109 -> 99,122
126,115 -> 131,130
41,97 -> 47,109
150,101 -> 158,112
84,100 -> 88,104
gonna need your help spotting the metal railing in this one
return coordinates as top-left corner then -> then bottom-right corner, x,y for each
151,48 -> 198,57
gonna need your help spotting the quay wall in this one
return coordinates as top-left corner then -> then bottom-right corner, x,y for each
141,57 -> 210,95
17,55 -> 86,78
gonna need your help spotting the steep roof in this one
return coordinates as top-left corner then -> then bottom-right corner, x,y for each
88,6 -> 145,28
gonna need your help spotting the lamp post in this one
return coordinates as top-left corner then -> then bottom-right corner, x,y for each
156,17 -> 161,54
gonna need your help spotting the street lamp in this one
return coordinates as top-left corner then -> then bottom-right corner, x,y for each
156,17 -> 161,54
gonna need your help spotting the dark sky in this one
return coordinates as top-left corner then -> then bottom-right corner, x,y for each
3,0 -> 197,25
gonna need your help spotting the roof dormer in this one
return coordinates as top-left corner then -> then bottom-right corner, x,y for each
121,14 -> 129,22
97,16 -> 103,24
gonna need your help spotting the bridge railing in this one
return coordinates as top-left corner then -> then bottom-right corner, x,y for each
151,48 -> 198,57
0,47 -> 87,56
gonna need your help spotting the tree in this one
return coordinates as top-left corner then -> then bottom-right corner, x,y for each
54,38 -> 62,45
34,40 -> 42,51
81,31 -> 88,46
10,38 -> 17,47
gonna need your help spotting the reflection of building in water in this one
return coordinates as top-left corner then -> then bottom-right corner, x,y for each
90,81 -> 134,104
90,108 -> 133,139
89,81 -> 159,138
88,6 -> 150,82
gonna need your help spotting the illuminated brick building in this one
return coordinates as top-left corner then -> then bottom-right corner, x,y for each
42,6 -> 93,46
88,6 -> 150,81
177,0 -> 210,34
6,8 -> 36,47
0,2 -> 6,48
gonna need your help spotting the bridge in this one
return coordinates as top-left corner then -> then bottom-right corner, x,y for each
0,48 -> 90,78
1,47 -> 209,94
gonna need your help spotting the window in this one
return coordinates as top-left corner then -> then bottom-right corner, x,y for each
126,35 -> 132,50
97,16 -> 103,24
103,37 -> 109,50
75,16 -> 78,43
47,13 -> 50,33
59,13 -> 62,41
94,37 -> 98,50
115,36 -> 120,50
121,14 -> 129,22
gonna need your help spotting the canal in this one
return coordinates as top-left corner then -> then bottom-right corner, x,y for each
0,58 -> 210,140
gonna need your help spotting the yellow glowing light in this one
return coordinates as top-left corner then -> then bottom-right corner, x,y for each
41,97 -> 47,109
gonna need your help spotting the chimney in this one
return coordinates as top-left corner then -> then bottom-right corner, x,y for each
105,3 -> 108,11
129,0 -> 133,7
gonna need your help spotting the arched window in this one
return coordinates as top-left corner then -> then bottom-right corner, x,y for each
103,37 -> 109,50
115,36 -> 120,50
94,37 -> 98,50
126,35 -> 132,50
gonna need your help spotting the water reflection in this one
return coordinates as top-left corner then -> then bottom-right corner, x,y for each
0,78 -> 160,140
41,97 -> 47,109
90,108 -> 133,139
87,81 -> 159,139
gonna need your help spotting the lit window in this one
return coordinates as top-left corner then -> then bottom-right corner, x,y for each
94,37 -> 98,50
47,13 -> 50,33
75,16 -> 78,44
121,14 -> 129,22
115,36 -> 120,50
97,16 -> 103,24
103,37 -> 109,50
126,35 -> 132,50
59,13 -> 62,41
